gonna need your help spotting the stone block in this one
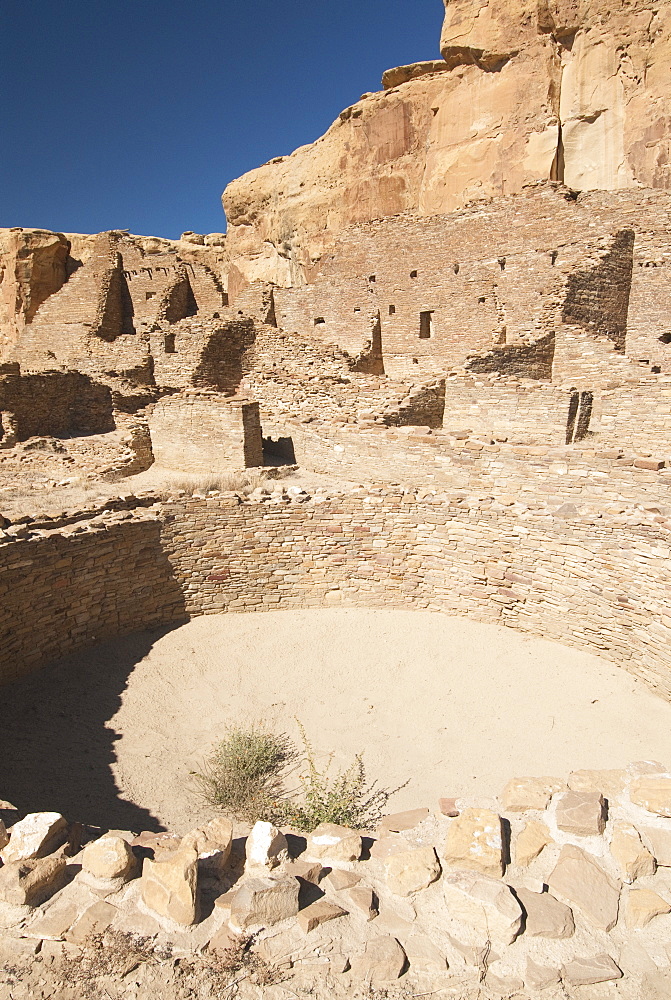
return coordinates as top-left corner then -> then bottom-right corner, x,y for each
349,936 -> 406,981
0,856 -> 67,907
342,885 -> 377,920
66,900 -> 117,944
82,835 -> 135,880
229,875 -> 299,933
306,823 -> 361,863
486,973 -> 525,994
562,954 -> 623,986
630,776 -> 671,817
515,887 -> 574,939
640,825 -> 671,866
500,776 -> 564,812
283,859 -> 323,884
525,958 -> 560,991
547,845 -> 621,931
438,797 -> 459,817
515,820 -> 552,867
141,847 -> 198,926
297,899 -> 347,933
626,888 -> 671,929
181,816 -> 233,876
568,768 -> 627,801
377,808 -> 429,834
403,933 -> 447,974
384,846 -> 441,896
245,821 -> 287,871
610,822 -> 656,882
443,808 -> 503,876
442,871 -> 522,946
1,812 -> 68,864
555,790 -> 606,836
324,868 -> 361,892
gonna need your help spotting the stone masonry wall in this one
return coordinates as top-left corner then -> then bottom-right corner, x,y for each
0,370 -> 115,443
3,490 -> 671,702
148,393 -> 263,472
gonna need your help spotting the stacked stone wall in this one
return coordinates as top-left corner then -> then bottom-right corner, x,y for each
148,393 -> 263,472
0,371 -> 115,443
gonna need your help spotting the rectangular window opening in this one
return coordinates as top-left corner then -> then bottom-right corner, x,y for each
388,304 -> 396,315
164,333 -> 176,354
419,311 -> 434,339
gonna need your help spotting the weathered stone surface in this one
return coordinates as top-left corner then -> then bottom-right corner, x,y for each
568,768 -> 627,800
486,973 -> 525,994
555,790 -> 606,836
0,856 -> 67,907
442,871 -> 522,946
438,798 -> 459,818
297,899 -> 347,933
626,888 -> 671,929
245,821 -> 287,871
610,822 -> 656,882
640,825 -> 671,867
403,934 -> 447,974
66,900 -> 117,944
443,808 -> 503,876
82,835 -> 135,881
349,936 -> 406,982
630,776 -> 671,817
343,886 -> 377,921
324,868 -> 361,892
515,887 -> 574,939
515,820 -> 552,867
384,846 -> 441,896
525,958 -> 560,991
562,954 -> 623,987
547,845 -> 621,931
0,820 -> 8,851
377,808 -> 429,835
306,823 -> 361,863
283,859 -> 323,884
141,847 -> 198,926
381,62 -> 449,91
228,875 -> 299,933
501,776 -> 564,812
181,816 -> 233,876
1,812 -> 68,864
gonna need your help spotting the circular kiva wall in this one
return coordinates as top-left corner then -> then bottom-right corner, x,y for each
1,491 -> 671,696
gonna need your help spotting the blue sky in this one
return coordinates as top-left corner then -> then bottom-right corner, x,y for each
1,1 -> 443,240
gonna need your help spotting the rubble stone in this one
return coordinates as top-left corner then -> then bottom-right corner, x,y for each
384,846 -> 441,896
349,936 -> 406,981
377,808 -> 429,834
555,790 -> 606,836
515,820 -> 552,867
297,899 -> 347,933
630,776 -> 671,817
562,954 -> 623,986
245,821 -> 287,871
0,856 -> 67,907
442,871 -> 522,946
1,812 -> 68,864
568,768 -> 627,801
443,808 -> 503,876
229,875 -> 299,933
640,826 -> 671,866
182,816 -> 233,876
525,958 -> 560,991
500,776 -> 564,812
403,934 -> 447,974
306,823 -> 361,863
82,835 -> 135,880
610,822 -> 656,882
342,885 -> 377,920
515,887 -> 574,939
626,888 -> 671,929
547,845 -> 621,931
141,847 -> 198,926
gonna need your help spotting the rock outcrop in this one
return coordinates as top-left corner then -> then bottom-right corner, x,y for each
222,0 -> 671,287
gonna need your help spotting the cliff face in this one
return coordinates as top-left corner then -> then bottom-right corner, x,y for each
222,0 -> 671,288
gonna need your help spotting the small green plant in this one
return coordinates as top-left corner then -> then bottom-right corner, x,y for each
275,722 -> 402,832
191,725 -> 297,822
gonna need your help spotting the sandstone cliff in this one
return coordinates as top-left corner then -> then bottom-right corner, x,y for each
222,0 -> 671,288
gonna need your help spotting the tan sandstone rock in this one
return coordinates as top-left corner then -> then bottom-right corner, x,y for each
377,808 -> 429,835
515,887 -> 574,939
525,958 -> 561,991
403,933 -> 448,974
547,844 -> 621,931
306,823 -> 361,863
297,899 -> 347,933
444,808 -> 503,876
181,815 -> 233,877
562,954 -> 623,987
501,776 -> 564,812
630,776 -> 671,817
0,820 -> 7,851
515,820 -> 552,867
141,846 -> 198,926
1,812 -> 68,864
350,936 -> 407,981
0,856 -> 67,907
640,826 -> 671,867
82,835 -> 135,881
244,821 -> 287,871
228,875 -> 299,933
442,871 -> 522,946
384,846 -> 441,896
555,790 -> 606,836
610,822 -> 656,882
568,768 -> 627,800
381,61 -> 449,90
342,886 -> 377,921
626,888 -> 671,929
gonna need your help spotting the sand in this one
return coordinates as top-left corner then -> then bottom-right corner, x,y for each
4,608 -> 671,835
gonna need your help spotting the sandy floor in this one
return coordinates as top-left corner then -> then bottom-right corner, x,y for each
5,608 -> 669,835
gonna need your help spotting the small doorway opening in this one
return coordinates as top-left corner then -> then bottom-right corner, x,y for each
419,311 -> 434,339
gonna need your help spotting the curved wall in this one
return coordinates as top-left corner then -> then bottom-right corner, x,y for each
2,492 -> 671,698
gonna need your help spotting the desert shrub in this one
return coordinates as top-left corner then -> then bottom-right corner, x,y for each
191,725 -> 297,822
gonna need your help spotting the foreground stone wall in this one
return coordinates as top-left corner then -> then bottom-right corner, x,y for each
2,488 -> 671,700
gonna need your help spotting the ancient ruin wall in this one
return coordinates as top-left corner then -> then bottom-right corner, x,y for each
0,370 -> 115,443
3,493 -> 671,701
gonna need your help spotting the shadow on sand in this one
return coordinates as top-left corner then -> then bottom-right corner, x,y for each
0,625 -> 186,833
